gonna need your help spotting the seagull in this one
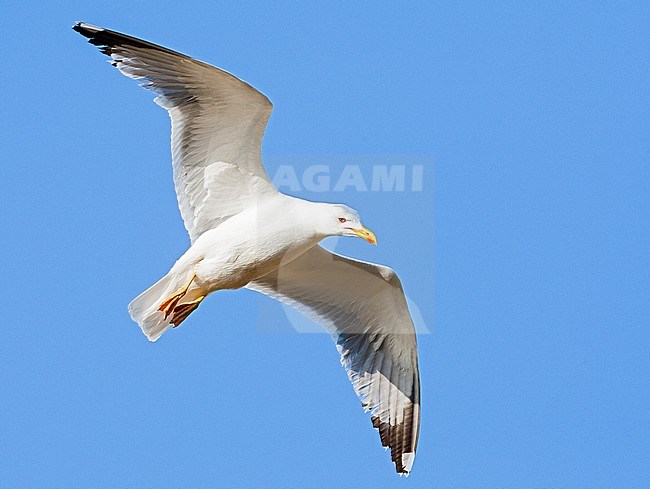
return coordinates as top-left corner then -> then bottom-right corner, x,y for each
74,22 -> 421,475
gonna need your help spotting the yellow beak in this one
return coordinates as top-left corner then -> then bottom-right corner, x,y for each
353,226 -> 378,245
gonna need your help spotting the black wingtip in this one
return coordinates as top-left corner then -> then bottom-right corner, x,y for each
72,22 -> 125,56
72,22 -> 196,62
72,21 -> 102,38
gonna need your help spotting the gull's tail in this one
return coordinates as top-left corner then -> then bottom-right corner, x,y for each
128,270 -> 204,342
128,272 -> 178,341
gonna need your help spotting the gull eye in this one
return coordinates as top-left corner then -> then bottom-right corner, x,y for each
338,217 -> 347,223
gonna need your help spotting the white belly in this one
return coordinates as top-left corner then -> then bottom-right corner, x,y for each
175,205 -> 319,293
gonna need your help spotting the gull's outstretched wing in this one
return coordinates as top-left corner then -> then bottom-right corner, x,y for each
247,246 -> 421,474
74,22 -> 276,242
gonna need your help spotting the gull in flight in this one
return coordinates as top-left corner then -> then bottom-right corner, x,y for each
74,22 -> 420,475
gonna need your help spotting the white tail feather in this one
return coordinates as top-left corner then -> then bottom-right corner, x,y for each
128,272 -> 182,341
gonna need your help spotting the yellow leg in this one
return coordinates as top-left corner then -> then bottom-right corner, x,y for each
158,273 -> 196,319
171,295 -> 205,327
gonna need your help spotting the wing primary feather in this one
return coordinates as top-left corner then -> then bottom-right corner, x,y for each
73,21 -> 277,241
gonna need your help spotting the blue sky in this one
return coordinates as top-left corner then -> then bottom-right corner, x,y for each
1,1 -> 648,487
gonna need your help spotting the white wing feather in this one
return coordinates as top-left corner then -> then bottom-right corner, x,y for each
247,245 -> 421,474
74,22 -> 277,241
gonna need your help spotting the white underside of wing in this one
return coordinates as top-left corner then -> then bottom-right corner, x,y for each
173,157 -> 277,241
74,22 -> 276,241
247,245 -> 421,474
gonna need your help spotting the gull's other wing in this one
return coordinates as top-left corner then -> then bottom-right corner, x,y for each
74,22 -> 276,242
247,245 -> 421,474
